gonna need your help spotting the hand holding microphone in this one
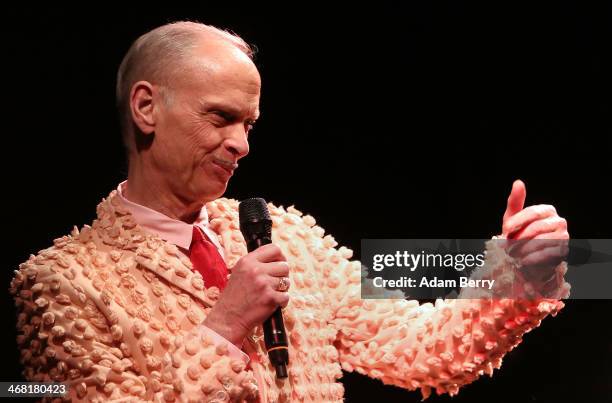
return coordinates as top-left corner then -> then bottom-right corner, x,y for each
202,198 -> 290,378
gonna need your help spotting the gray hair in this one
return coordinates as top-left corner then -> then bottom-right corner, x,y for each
116,21 -> 255,152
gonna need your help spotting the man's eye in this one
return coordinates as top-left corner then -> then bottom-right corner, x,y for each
214,111 -> 234,122
246,120 -> 257,131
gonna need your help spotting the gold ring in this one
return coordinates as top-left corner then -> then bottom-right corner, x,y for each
277,277 -> 290,292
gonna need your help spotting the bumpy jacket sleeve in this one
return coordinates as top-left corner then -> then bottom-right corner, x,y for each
331,242 -> 569,399
268,206 -> 569,400
10,241 -> 259,402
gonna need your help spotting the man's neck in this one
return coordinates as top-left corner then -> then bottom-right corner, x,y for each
125,161 -> 204,224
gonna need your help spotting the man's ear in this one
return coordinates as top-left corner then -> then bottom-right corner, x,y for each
129,81 -> 156,135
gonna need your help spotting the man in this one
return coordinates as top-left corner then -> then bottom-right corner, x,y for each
10,21 -> 569,402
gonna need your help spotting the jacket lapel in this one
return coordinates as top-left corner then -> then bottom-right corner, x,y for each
97,190 -> 221,308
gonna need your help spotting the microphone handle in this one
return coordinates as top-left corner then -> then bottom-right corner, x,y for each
245,236 -> 289,379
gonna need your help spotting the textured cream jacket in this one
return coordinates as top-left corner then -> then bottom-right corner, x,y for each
10,189 -> 567,402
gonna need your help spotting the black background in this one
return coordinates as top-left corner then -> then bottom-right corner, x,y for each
2,2 -> 612,402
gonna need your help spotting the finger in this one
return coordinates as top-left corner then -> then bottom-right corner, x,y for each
275,293 -> 290,308
263,261 -> 290,277
509,238 -> 567,259
267,289 -> 290,308
533,229 -> 569,240
251,243 -> 287,263
530,231 -> 570,263
520,245 -> 568,268
503,205 -> 557,239
506,238 -> 530,257
514,216 -> 567,240
269,275 -> 291,292
503,180 -> 527,224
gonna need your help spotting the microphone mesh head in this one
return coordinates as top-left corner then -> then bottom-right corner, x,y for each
239,198 -> 270,223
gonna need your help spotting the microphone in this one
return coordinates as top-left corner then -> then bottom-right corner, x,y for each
239,198 -> 289,379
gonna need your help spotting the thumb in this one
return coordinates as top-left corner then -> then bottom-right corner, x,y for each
503,179 -> 526,222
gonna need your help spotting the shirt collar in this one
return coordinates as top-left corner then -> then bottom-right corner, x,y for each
116,180 -> 209,250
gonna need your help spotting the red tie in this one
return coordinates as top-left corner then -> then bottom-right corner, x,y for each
189,226 -> 228,290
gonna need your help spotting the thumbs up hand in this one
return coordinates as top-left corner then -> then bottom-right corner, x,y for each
500,180 -> 569,284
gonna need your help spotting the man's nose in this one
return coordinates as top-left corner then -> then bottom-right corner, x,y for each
223,125 -> 250,159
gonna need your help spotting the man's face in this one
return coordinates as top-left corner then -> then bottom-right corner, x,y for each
149,39 -> 261,204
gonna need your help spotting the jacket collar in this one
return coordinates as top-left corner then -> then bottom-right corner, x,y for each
89,189 -> 239,308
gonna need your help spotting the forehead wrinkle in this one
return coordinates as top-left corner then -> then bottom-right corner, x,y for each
199,98 -> 260,119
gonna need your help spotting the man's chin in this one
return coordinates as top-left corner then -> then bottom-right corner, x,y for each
201,182 -> 229,202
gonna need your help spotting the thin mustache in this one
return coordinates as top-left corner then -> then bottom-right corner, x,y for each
212,157 -> 238,169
